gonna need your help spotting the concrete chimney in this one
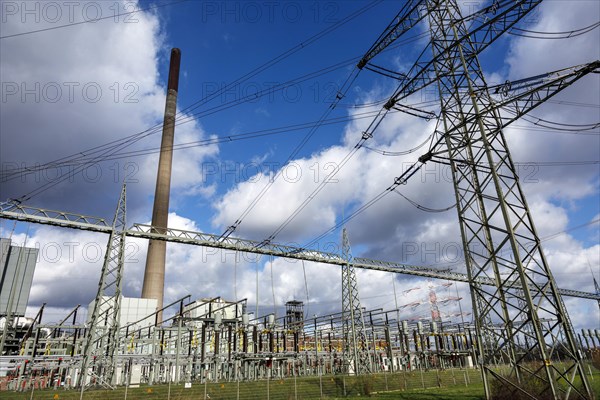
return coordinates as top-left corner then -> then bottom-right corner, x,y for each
141,48 -> 181,319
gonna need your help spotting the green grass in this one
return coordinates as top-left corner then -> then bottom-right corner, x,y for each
1,368 -> 598,400
371,385 -> 486,399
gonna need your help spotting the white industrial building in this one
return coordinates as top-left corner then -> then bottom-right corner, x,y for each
86,297 -> 158,330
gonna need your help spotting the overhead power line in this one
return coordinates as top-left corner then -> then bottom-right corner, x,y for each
508,21 -> 600,39
5,1 -> 383,202
1,109 -> 397,180
0,0 -> 191,39
5,26 -> 433,192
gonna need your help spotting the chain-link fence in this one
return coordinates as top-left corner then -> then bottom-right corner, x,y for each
4,367 -> 484,399
5,361 -> 600,399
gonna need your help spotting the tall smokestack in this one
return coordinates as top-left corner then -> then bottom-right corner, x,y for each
142,48 -> 181,318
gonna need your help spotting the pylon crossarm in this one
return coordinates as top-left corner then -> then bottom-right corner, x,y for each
425,60 -> 599,162
386,0 -> 542,108
357,0 -> 427,69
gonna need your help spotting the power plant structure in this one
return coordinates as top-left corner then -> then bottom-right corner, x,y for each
1,0 -> 599,399
141,48 -> 181,317
0,238 -> 38,356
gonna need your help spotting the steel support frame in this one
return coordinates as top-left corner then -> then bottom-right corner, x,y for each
341,228 -> 371,374
0,201 -> 599,301
77,184 -> 127,389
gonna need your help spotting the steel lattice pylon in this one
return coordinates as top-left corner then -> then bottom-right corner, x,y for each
341,228 -> 371,374
77,183 -> 127,389
425,0 -> 593,398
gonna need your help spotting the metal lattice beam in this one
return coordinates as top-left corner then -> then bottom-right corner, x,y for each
0,202 -> 598,301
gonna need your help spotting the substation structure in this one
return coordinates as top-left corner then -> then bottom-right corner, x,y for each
5,293 -> 599,392
1,180 -> 600,395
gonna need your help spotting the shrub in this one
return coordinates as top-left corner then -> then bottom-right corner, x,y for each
490,371 -> 554,400
590,349 -> 600,371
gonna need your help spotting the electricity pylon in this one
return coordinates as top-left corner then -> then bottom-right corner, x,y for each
422,0 -> 593,398
341,228 -> 371,374
78,183 -> 127,389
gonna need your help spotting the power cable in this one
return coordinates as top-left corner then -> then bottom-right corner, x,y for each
2,109 -> 397,180
261,107 -> 448,245
177,0 -> 383,118
218,56 -> 368,240
0,0 -> 190,39
547,100 -> 600,109
508,21 -> 600,39
393,190 -> 456,212
509,124 -> 600,136
500,109 -> 600,132
515,161 -> 600,167
217,32 -> 438,240
6,2 -> 383,201
431,156 -> 600,169
541,218 -> 600,242
8,27 -> 433,185
301,160 -> 424,249
362,133 -> 433,156
4,58 -> 353,182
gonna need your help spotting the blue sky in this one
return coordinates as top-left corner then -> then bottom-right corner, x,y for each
0,0 -> 598,330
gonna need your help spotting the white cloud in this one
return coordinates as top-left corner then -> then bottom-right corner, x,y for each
206,0 -> 600,331
2,1 -> 597,334
0,0 -> 217,221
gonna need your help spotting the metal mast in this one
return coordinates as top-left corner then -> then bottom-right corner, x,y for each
425,0 -> 592,398
78,183 -> 127,389
341,228 -> 371,374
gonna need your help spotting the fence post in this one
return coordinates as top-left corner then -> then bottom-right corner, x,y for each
167,361 -> 172,400
319,372 -> 323,399
204,370 -> 208,400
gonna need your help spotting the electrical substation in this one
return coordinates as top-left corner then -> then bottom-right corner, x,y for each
1,0 -> 599,399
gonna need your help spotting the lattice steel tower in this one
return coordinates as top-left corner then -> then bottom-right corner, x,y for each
78,183 -> 127,388
341,228 -> 371,374
422,0 -> 593,398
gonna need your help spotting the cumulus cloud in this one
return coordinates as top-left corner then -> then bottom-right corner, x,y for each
1,1 -> 597,333
207,0 -> 600,330
0,0 -> 217,222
